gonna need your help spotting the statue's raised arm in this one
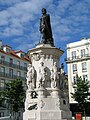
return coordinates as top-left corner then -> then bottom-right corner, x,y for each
40,8 -> 54,46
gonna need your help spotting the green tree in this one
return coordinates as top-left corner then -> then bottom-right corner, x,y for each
0,87 -> 5,107
71,76 -> 90,120
3,78 -> 25,119
0,89 -> 4,106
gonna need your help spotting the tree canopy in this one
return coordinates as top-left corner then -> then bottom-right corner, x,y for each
3,78 -> 25,112
0,89 -> 4,106
71,76 -> 90,116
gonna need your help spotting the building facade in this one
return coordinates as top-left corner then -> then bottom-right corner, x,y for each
66,38 -> 90,115
66,38 -> 90,119
0,40 -> 31,119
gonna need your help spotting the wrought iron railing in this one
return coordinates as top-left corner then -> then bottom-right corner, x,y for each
65,53 -> 90,62
0,60 -> 27,71
0,72 -> 26,80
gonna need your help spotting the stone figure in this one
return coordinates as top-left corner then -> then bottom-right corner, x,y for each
37,100 -> 45,109
60,72 -> 65,89
40,8 -> 54,46
25,91 -> 32,110
60,66 -> 66,90
26,64 -> 36,89
37,62 -> 47,88
50,62 -> 59,88
25,99 -> 37,110
25,91 -> 38,110
60,72 -> 68,90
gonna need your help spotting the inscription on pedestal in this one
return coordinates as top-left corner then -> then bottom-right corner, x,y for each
41,111 -> 61,120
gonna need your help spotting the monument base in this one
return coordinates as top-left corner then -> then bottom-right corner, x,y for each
24,43 -> 72,120
23,110 -> 72,120
23,97 -> 72,120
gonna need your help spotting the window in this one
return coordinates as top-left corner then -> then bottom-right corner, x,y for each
73,64 -> 77,73
10,58 -> 13,65
82,62 -> 87,71
21,53 -> 24,58
73,76 -> 77,84
0,79 -> 5,90
0,112 -> 4,117
0,67 -> 5,76
72,51 -> 76,60
6,48 -> 10,52
17,71 -> 21,77
81,49 -> 85,57
17,60 -> 20,68
0,79 -> 5,88
0,67 -> 5,72
1,55 -> 5,63
10,58 -> 13,66
83,75 -> 87,82
9,68 -> 13,78
24,63 -> 27,68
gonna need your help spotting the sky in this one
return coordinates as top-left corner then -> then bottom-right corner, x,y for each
0,0 -> 90,72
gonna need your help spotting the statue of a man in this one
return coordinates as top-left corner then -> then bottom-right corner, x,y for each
51,62 -> 59,88
26,64 -> 36,89
40,8 -> 54,46
37,62 -> 47,88
60,68 -> 66,90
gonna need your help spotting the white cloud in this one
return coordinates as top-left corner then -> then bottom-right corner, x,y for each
0,0 -> 25,6
0,10 -> 11,26
13,38 -> 37,51
0,0 -> 53,37
57,0 -> 74,14
0,0 -> 90,48
15,43 -> 34,51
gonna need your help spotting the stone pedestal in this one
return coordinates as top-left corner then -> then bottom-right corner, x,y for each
23,43 -> 72,120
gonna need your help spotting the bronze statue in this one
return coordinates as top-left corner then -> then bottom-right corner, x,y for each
40,8 -> 54,46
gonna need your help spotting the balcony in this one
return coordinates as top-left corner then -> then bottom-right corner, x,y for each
66,54 -> 90,63
0,59 -> 27,71
0,72 -> 26,80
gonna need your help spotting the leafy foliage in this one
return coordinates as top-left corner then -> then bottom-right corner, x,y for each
71,76 -> 90,110
0,90 -> 4,106
3,79 -> 25,112
0,87 -> 6,107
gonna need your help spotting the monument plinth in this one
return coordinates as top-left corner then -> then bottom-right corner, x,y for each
23,8 -> 72,120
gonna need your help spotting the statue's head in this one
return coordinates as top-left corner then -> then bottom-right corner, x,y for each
42,8 -> 47,15
27,64 -> 32,70
54,62 -> 57,67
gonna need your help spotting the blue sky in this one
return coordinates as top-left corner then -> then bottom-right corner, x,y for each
0,0 -> 90,72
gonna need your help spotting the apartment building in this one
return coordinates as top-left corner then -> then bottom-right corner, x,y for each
66,38 -> 90,113
0,40 -> 31,118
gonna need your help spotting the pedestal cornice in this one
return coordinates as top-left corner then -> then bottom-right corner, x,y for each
27,44 -> 64,59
